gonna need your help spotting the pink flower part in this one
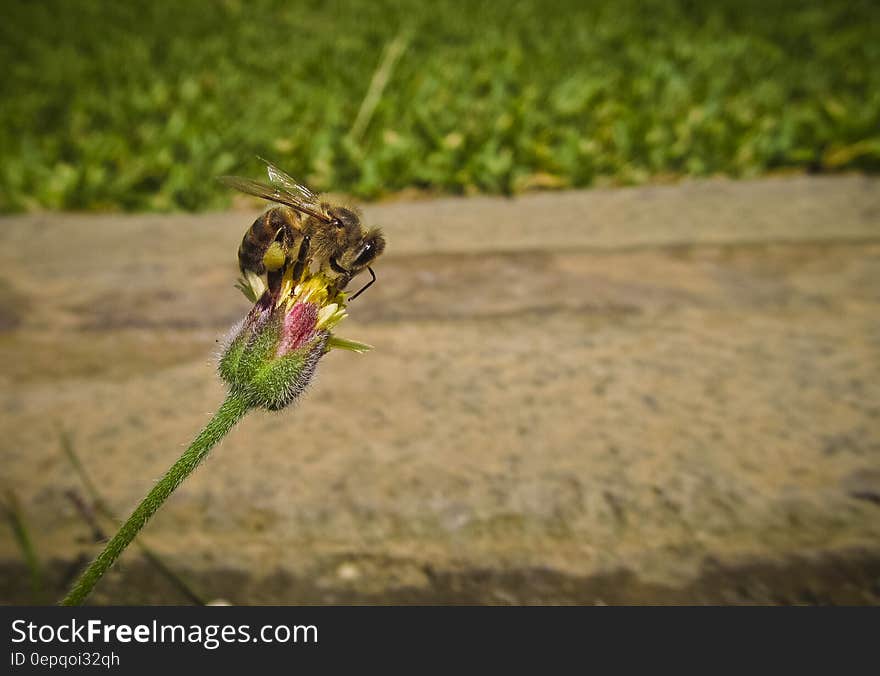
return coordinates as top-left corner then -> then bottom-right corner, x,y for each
277,301 -> 319,357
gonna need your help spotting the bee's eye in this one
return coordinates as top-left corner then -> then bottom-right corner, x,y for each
353,241 -> 374,266
332,218 -> 343,229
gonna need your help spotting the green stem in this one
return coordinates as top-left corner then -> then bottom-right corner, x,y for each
61,394 -> 251,606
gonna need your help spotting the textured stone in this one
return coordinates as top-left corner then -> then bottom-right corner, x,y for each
1,175 -> 878,604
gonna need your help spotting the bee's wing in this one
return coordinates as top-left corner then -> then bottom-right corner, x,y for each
218,173 -> 331,223
259,157 -> 320,204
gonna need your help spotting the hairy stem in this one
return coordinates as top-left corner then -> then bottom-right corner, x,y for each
61,394 -> 251,606
62,432 -> 207,605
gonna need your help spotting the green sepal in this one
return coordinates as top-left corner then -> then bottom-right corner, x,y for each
326,335 -> 373,353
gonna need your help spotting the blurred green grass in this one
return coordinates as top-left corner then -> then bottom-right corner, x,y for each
1,0 -> 878,211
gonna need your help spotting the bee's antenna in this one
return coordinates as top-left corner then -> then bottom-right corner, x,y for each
348,267 -> 377,301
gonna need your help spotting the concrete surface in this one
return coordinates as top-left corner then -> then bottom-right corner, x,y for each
1,175 -> 879,604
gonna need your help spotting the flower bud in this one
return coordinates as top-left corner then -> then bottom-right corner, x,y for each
219,268 -> 370,411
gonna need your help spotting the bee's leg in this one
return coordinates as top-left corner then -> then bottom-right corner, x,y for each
266,268 -> 284,297
326,274 -> 352,300
291,235 -> 311,283
326,257 -> 351,298
348,267 -> 377,301
262,223 -> 296,298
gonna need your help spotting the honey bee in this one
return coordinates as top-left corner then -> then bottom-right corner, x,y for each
220,159 -> 385,300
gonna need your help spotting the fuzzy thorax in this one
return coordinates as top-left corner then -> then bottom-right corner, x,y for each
220,269 -> 370,411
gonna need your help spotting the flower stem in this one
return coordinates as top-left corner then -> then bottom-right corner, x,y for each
61,393 -> 251,606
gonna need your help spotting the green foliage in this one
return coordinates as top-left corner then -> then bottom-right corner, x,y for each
1,0 -> 878,211
2,490 -> 45,602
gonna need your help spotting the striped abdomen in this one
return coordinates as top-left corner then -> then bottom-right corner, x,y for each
237,207 -> 299,274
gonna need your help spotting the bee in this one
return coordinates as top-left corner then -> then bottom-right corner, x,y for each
219,159 -> 385,300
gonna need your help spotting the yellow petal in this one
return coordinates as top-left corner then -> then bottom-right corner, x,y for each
316,303 -> 339,328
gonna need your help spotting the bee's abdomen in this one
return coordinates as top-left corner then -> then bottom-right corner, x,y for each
238,207 -> 295,274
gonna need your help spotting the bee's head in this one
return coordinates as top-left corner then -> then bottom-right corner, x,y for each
314,205 -> 385,296
329,227 -> 386,300
342,227 -> 385,274
320,205 -> 385,271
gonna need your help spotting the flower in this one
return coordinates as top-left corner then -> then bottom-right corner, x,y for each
219,265 -> 371,411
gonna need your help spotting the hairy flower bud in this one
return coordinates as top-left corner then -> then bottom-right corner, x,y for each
219,268 -> 370,411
